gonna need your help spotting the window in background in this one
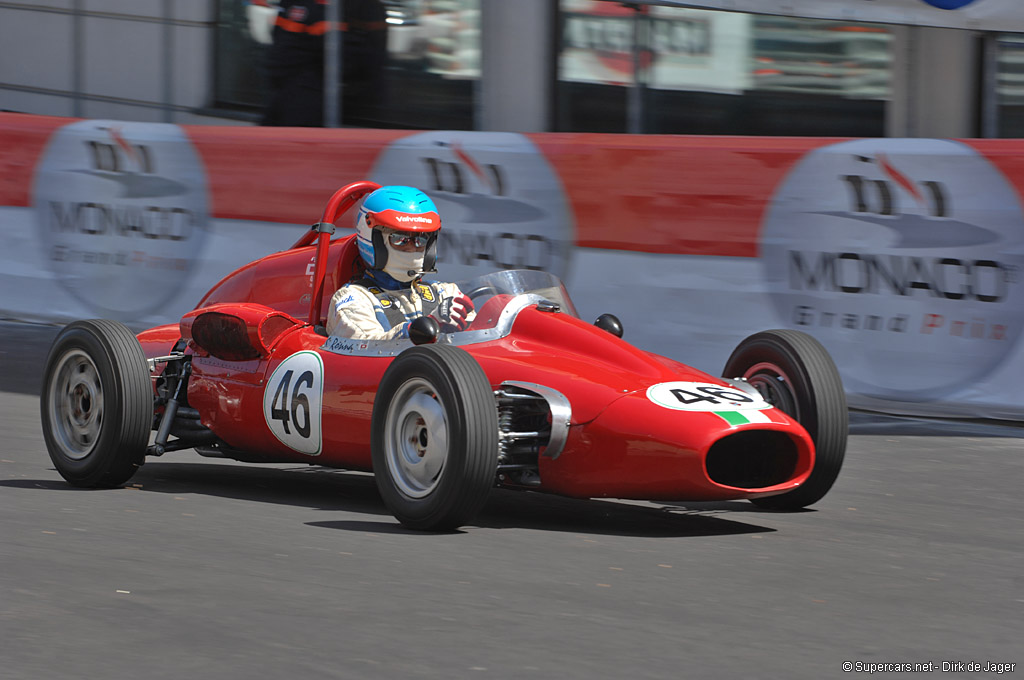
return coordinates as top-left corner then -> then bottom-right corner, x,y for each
740,14 -> 890,136
380,0 -> 480,129
994,34 -> 1024,137
557,1 -> 892,136
212,0 -> 480,129
642,6 -> 751,134
214,0 -> 272,116
557,0 -> 636,132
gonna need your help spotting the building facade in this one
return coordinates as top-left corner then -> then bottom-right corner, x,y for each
2,0 -> 1024,137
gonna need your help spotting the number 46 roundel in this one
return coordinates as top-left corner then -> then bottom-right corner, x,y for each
263,351 -> 324,455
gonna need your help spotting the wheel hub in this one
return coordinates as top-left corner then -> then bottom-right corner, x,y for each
386,379 -> 449,498
407,418 -> 431,456
49,349 -> 104,460
744,361 -> 798,418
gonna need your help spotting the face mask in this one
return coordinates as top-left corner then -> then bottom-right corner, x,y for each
383,245 -> 425,282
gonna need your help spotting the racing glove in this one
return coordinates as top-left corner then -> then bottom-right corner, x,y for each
432,294 -> 475,333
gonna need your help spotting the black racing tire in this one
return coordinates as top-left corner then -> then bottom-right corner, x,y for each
40,320 -> 152,488
722,329 -> 848,510
371,344 -> 498,531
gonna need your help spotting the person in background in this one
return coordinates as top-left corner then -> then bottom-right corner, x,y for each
262,0 -> 387,127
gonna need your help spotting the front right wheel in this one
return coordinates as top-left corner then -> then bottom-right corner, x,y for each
371,344 -> 498,531
723,329 -> 848,510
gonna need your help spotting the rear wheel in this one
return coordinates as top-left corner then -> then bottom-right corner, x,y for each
40,320 -> 152,488
372,344 -> 498,530
722,329 -> 847,510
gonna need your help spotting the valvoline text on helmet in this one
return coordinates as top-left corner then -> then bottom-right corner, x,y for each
369,208 -> 440,232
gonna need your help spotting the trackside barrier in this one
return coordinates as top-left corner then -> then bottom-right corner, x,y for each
1,113 -> 1021,420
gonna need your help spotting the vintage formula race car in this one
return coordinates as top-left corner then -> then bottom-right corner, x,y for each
40,182 -> 848,530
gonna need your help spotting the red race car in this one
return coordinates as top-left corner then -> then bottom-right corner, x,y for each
40,181 -> 848,530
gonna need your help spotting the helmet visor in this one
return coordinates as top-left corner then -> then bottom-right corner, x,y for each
367,208 -> 441,233
387,232 -> 429,249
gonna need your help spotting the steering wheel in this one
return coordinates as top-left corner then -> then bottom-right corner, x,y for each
464,291 -> 514,332
465,285 -> 498,304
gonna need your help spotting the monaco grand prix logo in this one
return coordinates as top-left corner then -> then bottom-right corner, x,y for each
33,120 -> 209,319
761,139 -> 1023,399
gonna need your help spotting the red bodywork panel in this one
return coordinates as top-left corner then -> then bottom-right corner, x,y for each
197,236 -> 363,326
146,303 -> 814,500
136,223 -> 815,503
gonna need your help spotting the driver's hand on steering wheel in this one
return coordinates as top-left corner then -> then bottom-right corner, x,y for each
432,294 -> 475,333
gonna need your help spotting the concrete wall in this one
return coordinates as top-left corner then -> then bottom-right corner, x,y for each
0,1 -> 994,136
0,1 -> 231,125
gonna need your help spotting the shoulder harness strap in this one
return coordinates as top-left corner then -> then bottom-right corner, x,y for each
348,279 -> 408,328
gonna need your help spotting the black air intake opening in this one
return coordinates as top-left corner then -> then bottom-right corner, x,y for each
706,430 -> 799,489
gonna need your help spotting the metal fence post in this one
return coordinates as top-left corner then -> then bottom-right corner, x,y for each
72,0 -> 83,118
627,3 -> 644,135
163,0 -> 174,122
324,0 -> 342,127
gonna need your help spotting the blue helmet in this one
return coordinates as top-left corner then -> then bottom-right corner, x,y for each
355,186 -> 441,281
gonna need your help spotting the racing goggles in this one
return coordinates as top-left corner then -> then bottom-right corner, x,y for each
387,232 -> 429,249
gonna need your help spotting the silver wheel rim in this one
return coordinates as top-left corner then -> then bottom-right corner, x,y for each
48,348 -> 104,460
383,377 -> 449,499
743,361 -> 799,418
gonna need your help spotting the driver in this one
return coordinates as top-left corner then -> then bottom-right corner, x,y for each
326,185 -> 475,340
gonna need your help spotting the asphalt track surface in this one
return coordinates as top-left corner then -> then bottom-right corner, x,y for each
2,320 -> 1021,680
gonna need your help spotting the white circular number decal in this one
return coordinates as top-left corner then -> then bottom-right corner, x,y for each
647,381 -> 771,412
263,351 -> 324,455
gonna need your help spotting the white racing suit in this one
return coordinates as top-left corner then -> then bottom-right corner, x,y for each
326,278 -> 474,340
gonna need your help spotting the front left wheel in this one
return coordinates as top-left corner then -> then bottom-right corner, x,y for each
40,320 -> 152,488
371,344 -> 498,531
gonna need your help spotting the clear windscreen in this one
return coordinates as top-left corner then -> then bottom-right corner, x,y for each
322,269 -> 579,356
456,269 -> 579,332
